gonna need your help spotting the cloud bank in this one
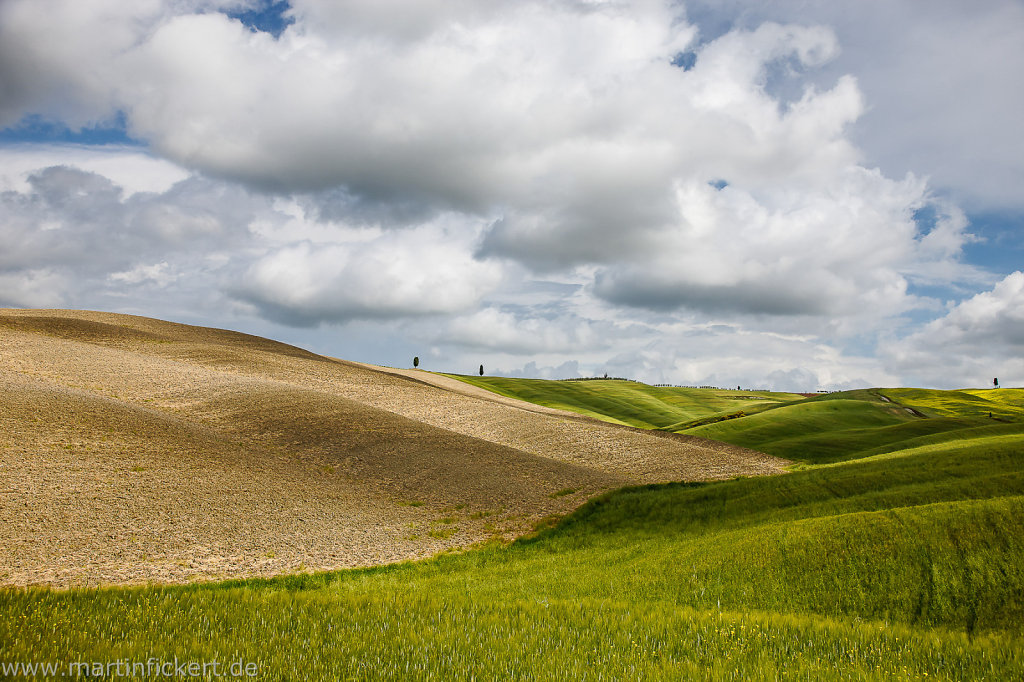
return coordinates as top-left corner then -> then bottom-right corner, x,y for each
0,0 -> 1020,389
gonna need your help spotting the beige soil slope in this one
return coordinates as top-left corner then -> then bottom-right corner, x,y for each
0,309 -> 787,588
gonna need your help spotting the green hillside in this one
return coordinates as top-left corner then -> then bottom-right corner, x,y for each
444,374 -> 803,429
681,388 -> 1024,464
447,374 -> 1024,468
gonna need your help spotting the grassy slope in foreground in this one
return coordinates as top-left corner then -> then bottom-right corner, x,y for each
443,374 -> 803,429
4,398 -> 1024,679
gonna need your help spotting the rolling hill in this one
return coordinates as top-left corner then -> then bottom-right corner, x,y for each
444,374 -> 805,429
5,317 -> 1023,679
678,387 -> 1024,465
5,372 -> 1024,679
445,374 -> 1024,468
0,309 -> 784,587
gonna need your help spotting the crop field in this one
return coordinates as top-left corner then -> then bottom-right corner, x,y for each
4,363 -> 1023,679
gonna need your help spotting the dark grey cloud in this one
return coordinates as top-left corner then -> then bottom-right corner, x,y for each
0,163 -> 502,322
299,187 -> 440,229
0,167 -> 124,272
476,176 -> 676,271
592,269 -> 829,316
0,167 -> 209,278
0,165 -> 261,307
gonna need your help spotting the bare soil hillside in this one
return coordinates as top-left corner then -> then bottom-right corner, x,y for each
0,309 -> 787,587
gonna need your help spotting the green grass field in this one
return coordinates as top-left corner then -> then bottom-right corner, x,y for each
4,381 -> 1024,679
680,388 -> 1024,465
443,374 -> 804,429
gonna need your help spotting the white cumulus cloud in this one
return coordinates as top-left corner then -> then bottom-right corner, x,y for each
235,223 -> 503,325
885,272 -> 1024,388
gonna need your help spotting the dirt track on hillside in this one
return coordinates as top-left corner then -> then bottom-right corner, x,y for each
0,309 -> 787,588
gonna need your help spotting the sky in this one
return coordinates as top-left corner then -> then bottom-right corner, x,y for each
1,0 -> 1022,391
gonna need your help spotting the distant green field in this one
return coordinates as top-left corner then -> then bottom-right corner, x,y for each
6,380 -> 1024,679
443,374 -> 804,429
682,387 -> 1024,464
446,374 -> 1024,466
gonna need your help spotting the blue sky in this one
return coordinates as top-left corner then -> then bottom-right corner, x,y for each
226,0 -> 293,36
0,114 -> 137,146
1,0 -> 1022,390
